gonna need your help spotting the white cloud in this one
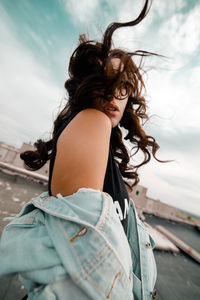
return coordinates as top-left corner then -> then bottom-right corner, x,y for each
190,66 -> 200,87
159,4 -> 200,55
61,0 -> 153,48
0,5 -> 63,148
107,0 -> 145,22
24,26 -> 49,55
144,63 -> 200,132
105,0 -> 155,50
138,149 -> 200,216
62,0 -> 100,24
151,0 -> 187,18
138,64 -> 200,216
127,41 -> 200,217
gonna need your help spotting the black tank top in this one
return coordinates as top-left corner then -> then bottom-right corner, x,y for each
48,111 -> 130,234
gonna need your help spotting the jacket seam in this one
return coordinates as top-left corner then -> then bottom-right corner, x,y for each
95,192 -> 111,231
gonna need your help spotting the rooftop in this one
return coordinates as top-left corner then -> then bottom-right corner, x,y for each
0,169 -> 199,300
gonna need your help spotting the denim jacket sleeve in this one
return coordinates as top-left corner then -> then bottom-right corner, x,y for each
0,189 -> 157,300
0,188 -> 134,300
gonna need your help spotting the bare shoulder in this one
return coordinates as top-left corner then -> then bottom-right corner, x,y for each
57,108 -> 112,148
51,109 -> 112,196
61,108 -> 111,135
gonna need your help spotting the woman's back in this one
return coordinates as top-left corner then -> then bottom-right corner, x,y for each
51,108 -> 112,197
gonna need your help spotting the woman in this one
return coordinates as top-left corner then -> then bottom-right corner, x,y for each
0,0 -> 159,299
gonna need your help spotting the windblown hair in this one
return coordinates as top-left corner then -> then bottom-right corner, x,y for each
20,0 -> 164,190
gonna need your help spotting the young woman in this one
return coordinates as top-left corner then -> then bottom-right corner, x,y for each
0,1 -> 160,299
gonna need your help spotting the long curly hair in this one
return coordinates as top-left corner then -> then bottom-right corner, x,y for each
20,0 -> 165,191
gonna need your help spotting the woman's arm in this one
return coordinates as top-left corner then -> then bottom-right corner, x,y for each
51,108 -> 112,197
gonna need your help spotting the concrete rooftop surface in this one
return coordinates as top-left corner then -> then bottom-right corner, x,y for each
0,169 -> 199,300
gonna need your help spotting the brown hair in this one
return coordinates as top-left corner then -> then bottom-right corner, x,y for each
20,0 -> 165,190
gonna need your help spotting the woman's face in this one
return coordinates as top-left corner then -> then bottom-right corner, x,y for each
103,58 -> 128,128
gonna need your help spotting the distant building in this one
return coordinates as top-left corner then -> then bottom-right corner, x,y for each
128,185 -> 200,225
0,141 -> 49,177
129,185 -> 178,219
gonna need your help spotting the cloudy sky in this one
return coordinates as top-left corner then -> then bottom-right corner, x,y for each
0,0 -> 199,217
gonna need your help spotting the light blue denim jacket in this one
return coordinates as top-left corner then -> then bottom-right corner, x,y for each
0,188 -> 157,299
